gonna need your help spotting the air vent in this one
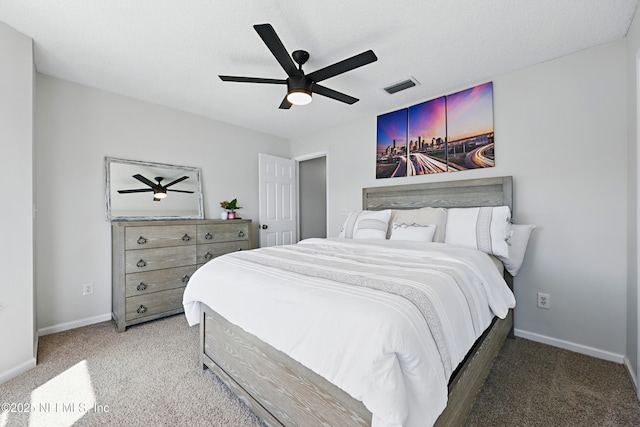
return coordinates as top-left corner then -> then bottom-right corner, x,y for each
383,77 -> 420,95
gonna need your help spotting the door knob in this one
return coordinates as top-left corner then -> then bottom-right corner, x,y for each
261,224 -> 268,229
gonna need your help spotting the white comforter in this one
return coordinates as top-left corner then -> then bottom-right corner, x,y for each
183,238 -> 515,427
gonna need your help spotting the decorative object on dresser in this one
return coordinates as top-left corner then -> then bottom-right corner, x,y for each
105,157 -> 204,220
111,219 -> 251,332
220,199 -> 242,220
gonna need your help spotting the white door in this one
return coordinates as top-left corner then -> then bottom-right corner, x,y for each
258,153 -> 297,247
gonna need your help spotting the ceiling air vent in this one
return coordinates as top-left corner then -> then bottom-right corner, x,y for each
383,77 -> 420,95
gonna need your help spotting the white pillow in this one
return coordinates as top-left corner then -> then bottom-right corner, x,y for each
389,207 -> 447,242
354,210 -> 391,240
389,223 -> 436,242
338,210 -> 362,239
444,206 -> 511,258
498,224 -> 535,276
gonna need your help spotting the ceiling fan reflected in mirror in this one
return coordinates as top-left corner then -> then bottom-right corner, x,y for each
219,23 -> 378,109
117,174 -> 194,201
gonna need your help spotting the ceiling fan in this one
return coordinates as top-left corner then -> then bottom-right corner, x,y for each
219,23 -> 378,109
118,174 -> 194,201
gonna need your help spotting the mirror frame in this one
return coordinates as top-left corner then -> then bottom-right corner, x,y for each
105,157 -> 204,221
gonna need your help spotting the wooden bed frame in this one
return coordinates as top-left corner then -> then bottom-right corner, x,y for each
199,176 -> 514,426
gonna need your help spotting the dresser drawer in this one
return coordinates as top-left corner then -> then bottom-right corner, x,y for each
125,265 -> 197,297
197,223 -> 249,244
197,241 -> 250,264
125,287 -> 185,321
125,246 -> 196,273
125,225 -> 197,250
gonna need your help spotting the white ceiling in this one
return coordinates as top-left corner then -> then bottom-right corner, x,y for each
0,1 -> 637,139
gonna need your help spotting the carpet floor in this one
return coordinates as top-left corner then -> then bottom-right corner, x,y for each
1,314 -> 639,426
465,336 -> 640,426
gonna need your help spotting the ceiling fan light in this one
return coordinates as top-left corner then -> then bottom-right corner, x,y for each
154,190 -> 167,199
287,89 -> 312,106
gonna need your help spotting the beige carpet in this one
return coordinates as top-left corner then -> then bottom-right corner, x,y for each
1,314 -> 639,426
1,315 -> 264,427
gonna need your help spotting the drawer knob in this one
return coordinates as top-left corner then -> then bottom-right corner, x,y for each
204,252 -> 213,260
136,282 -> 147,291
238,231 -> 245,238
205,232 -> 213,240
136,305 -> 147,314
181,274 -> 190,283
136,259 -> 147,268
182,234 -> 191,242
137,236 -> 147,245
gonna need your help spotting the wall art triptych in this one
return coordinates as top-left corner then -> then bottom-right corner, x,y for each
376,82 -> 494,179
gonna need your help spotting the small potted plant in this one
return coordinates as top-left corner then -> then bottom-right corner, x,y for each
220,198 -> 242,219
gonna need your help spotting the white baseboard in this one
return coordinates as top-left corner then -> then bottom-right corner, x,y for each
0,357 -> 36,385
38,313 -> 112,336
624,355 -> 638,392
514,328 -> 624,364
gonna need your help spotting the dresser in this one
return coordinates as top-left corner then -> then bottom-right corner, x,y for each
111,219 -> 252,332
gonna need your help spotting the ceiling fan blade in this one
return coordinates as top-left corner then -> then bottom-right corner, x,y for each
117,188 -> 154,194
313,84 -> 359,104
219,75 -> 287,84
307,50 -> 378,83
167,189 -> 195,194
253,24 -> 298,77
279,96 -> 292,109
164,176 -> 189,188
132,174 -> 157,188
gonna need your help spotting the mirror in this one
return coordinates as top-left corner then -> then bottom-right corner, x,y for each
105,157 -> 204,220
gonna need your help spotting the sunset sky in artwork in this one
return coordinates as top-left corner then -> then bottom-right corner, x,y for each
408,96 -> 446,143
376,109 -> 407,155
446,81 -> 494,141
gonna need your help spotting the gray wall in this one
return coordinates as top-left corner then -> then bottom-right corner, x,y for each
34,75 -> 290,333
290,39 -> 629,367
0,21 -> 35,383
299,156 -> 327,240
627,9 -> 640,395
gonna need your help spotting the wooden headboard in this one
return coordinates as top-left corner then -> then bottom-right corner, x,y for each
363,176 -> 513,212
363,176 -> 515,291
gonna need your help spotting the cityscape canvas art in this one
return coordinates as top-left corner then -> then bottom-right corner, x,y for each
376,82 -> 494,178
376,109 -> 408,178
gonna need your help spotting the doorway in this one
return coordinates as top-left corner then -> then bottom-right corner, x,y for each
297,154 -> 327,240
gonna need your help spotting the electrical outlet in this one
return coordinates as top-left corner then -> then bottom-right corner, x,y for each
537,292 -> 550,309
82,282 -> 94,296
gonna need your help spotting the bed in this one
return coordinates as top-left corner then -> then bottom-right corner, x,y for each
183,176 -> 516,427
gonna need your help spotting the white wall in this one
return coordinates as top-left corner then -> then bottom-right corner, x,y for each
0,22 -> 35,383
290,39 -> 628,361
627,7 -> 640,393
35,75 -> 289,332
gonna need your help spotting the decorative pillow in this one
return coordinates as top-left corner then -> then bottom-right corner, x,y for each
389,207 -> 448,242
444,206 -> 511,258
498,224 -> 536,276
338,210 -> 362,239
353,209 -> 391,240
389,223 -> 436,242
